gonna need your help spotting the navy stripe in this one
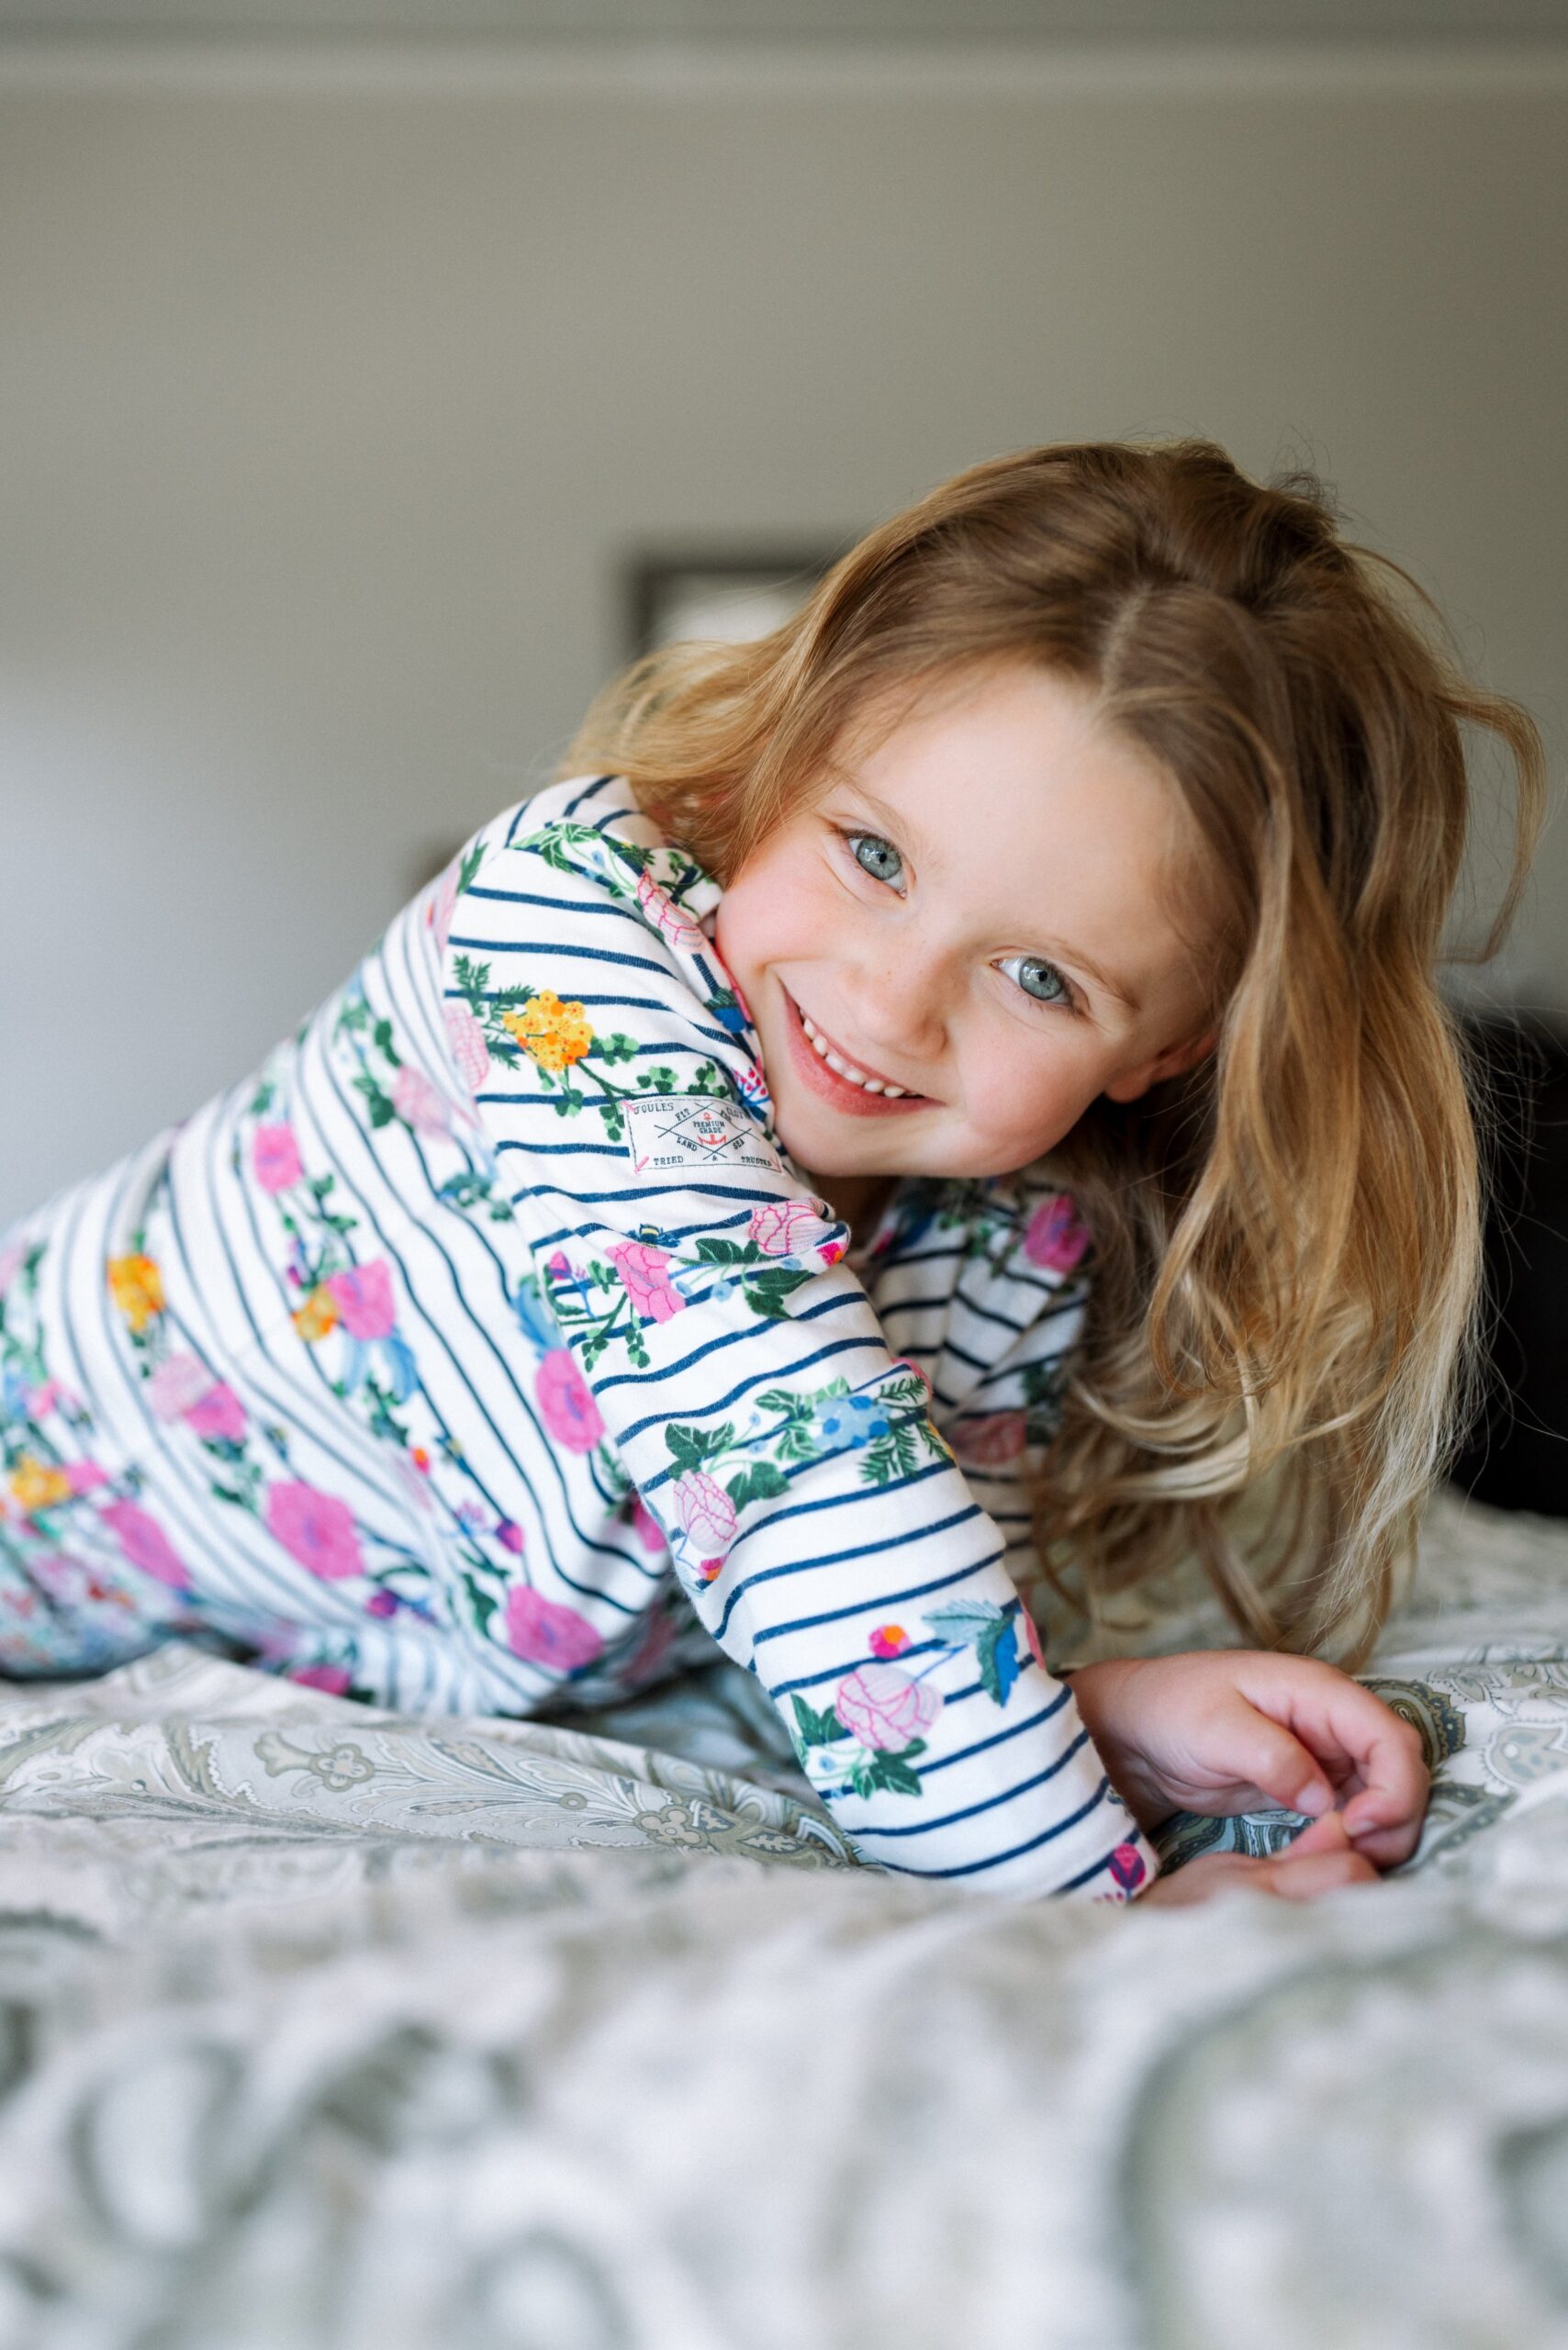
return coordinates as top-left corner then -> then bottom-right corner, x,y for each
848,1727 -> 1093,1840
889,1777 -> 1115,1882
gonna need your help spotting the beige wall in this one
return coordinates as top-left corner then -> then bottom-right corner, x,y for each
2,46 -> 1564,1224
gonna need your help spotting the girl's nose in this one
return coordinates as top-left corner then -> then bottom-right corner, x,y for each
842,959 -> 946,1072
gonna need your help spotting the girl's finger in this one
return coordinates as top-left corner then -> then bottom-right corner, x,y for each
1208,1697 -> 1338,1819
1259,1844 -> 1379,1901
1238,1665 -> 1430,1852
1285,1809 -> 1354,1858
1303,1695 -> 1428,1856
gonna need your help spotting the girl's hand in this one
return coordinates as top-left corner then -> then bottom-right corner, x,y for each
1138,1809 -> 1380,1907
1068,1650 -> 1430,1872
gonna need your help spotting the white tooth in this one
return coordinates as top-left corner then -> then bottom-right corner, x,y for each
809,1032 -> 832,1059
861,1078 -> 885,1094
882,1084 -> 907,1098
823,1050 -> 852,1077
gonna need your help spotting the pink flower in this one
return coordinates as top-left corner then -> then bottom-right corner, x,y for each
747,1199 -> 840,1259
366,1589 -> 398,1617
444,1003 -> 492,1093
264,1481 -> 364,1582
253,1124 -> 304,1195
672,1470 -> 736,1559
609,1240 -> 686,1325
504,1584 -> 605,1672
147,1353 -> 214,1422
24,1381 -> 62,1419
954,1411 -> 1028,1467
391,1064 -> 453,1138
636,867 -> 708,948
628,1494 -> 667,1557
834,1662 -> 944,1751
324,1260 -> 396,1341
101,1499 -> 189,1590
1023,1194 -> 1091,1274
185,1382 -> 247,1444
289,1662 -> 353,1696
0,1241 -> 26,1299
1109,1843 -> 1147,1893
496,1518 -> 525,1555
534,1348 -> 604,1453
869,1623 -> 910,1660
64,1460 -> 110,1495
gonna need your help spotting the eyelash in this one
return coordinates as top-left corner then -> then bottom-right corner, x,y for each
834,827 -> 1081,1016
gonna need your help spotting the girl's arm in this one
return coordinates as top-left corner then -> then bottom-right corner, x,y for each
444,777 -> 1157,1903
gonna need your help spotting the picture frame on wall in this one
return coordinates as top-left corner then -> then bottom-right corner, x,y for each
626,548 -> 840,658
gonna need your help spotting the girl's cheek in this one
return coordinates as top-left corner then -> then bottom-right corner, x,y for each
964,1057 -> 1092,1160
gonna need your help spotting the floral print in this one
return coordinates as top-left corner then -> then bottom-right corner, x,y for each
0,772 -> 1144,1900
533,1349 -> 604,1453
504,1584 -> 604,1672
264,1483 -> 365,1583
502,990 -> 596,1074
106,1254 -> 164,1334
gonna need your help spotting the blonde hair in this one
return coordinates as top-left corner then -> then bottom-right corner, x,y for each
567,442 -> 1545,1664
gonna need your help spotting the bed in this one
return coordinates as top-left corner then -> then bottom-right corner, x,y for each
0,1484 -> 1565,2347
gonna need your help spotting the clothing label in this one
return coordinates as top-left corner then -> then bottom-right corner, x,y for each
622,1093 -> 782,1177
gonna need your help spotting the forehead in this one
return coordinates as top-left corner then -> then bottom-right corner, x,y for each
823,665 -> 1210,971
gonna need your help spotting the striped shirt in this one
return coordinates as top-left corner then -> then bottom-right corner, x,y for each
0,774 -> 1154,1901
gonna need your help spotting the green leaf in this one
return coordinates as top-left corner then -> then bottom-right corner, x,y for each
790,1693 -> 843,1750
457,841 -> 486,894
596,1031 -> 640,1066
924,1599 -> 1004,1644
741,1269 -> 812,1320
976,1617 -> 1021,1707
666,1421 -> 734,1470
372,1017 -> 401,1067
453,953 -> 491,1002
866,1748 -> 925,1797
353,1076 -> 395,1128
723,1461 -> 790,1512
694,1237 -> 749,1265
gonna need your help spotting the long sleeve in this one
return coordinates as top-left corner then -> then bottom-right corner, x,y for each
445,776 -> 1155,1903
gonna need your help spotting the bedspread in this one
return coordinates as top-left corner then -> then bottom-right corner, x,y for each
1,1488 -> 1567,2348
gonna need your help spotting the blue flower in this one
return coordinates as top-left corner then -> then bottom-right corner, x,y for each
812,1393 -> 891,1452
381,1336 -> 418,1404
512,1278 -> 562,1352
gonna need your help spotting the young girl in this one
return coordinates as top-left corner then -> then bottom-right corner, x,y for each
0,442 -> 1540,1909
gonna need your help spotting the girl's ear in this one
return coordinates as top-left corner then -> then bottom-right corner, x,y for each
1102,1027 -> 1217,1104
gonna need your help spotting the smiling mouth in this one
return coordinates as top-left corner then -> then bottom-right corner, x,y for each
800,1010 -> 909,1095
785,990 -> 928,1100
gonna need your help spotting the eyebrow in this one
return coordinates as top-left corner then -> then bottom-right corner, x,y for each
834,780 -> 1143,1017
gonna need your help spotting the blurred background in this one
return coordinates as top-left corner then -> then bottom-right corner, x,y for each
2,1 -> 1565,1493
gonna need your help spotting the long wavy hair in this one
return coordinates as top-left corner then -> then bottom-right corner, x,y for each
566,442 -> 1544,1664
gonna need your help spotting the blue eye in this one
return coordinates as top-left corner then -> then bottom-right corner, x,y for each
846,832 -> 905,890
998,954 -> 1074,1009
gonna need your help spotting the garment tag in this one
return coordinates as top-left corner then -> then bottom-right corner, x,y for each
622,1093 -> 781,1176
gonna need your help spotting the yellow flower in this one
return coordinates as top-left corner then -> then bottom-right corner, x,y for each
292,1285 -> 341,1343
107,1253 -> 164,1333
502,990 -> 594,1075
10,1456 -> 72,1512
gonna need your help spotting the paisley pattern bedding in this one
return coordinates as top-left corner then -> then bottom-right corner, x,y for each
0,1485 -> 1566,2347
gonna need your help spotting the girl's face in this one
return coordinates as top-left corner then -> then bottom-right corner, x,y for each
712,663 -> 1219,1202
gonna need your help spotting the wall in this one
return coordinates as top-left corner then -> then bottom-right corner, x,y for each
2,44 -> 1563,1222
